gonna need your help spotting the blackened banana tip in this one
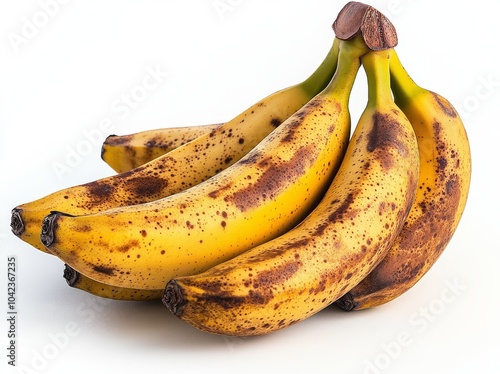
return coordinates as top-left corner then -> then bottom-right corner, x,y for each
40,212 -> 59,248
163,280 -> 185,316
10,208 -> 25,236
63,264 -> 80,287
334,293 -> 356,311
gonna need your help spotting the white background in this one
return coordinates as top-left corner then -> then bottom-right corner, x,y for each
1,1 -> 498,373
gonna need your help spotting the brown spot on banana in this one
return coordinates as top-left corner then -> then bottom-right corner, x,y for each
72,224 -> 91,233
228,145 -> 315,212
270,118 -> 281,127
238,238 -> 312,264
252,261 -> 301,290
432,92 -> 458,118
313,193 -> 354,237
92,265 -> 116,276
279,97 -> 341,144
199,292 -> 247,310
145,136 -> 172,149
126,176 -> 169,197
116,240 -> 140,253
367,112 -> 410,170
207,182 -> 233,199
85,181 -> 115,201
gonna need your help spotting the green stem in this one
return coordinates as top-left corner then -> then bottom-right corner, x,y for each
362,49 -> 392,107
389,50 -> 425,106
299,38 -> 341,97
323,36 -> 370,100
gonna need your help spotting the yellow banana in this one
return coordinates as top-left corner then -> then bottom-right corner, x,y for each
101,123 -> 222,173
335,49 -> 472,311
63,264 -> 162,301
11,36 -> 341,253
161,47 -> 420,336
40,35 -> 365,291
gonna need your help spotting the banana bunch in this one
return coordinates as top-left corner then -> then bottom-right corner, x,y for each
10,1 -> 471,336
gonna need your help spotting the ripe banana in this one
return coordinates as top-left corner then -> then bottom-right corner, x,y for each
11,36 -> 341,253
335,49 -> 472,311
101,123 -> 222,173
161,47 -> 420,336
63,264 -> 162,301
40,35 -> 364,290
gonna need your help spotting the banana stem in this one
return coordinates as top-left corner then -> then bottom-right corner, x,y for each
323,36 -> 369,100
388,50 -> 425,105
300,38 -> 341,96
362,49 -> 392,106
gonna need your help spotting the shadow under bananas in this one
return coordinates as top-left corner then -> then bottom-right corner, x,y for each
65,293 -> 274,351
75,297 -> 224,349
65,291 -> 361,351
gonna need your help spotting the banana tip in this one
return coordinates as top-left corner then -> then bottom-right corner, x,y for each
162,280 -> 186,316
335,293 -> 357,311
63,264 -> 80,287
40,212 -> 60,248
10,208 -> 25,236
100,134 -> 118,160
